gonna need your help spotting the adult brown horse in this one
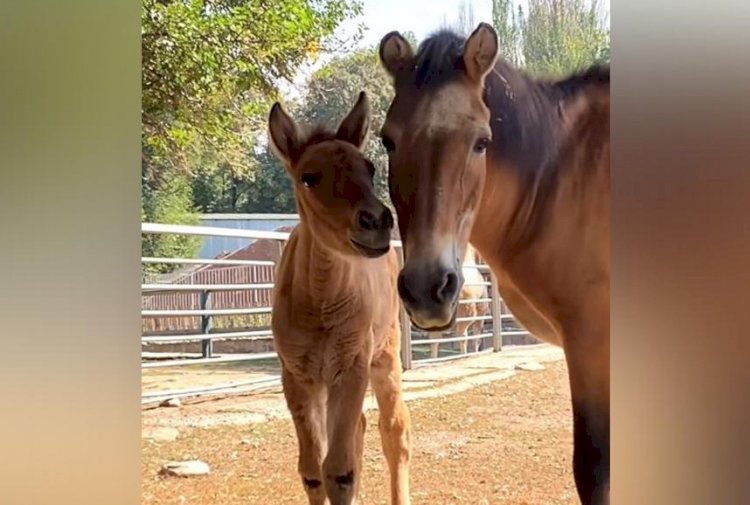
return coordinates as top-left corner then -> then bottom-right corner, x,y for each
378,24 -> 610,505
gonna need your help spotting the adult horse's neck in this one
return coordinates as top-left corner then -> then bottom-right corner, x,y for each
473,62 -> 563,261
484,62 -> 562,185
472,60 -> 610,266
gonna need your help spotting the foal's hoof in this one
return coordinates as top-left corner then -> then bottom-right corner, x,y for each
324,468 -> 357,504
333,470 -> 354,489
303,478 -> 322,489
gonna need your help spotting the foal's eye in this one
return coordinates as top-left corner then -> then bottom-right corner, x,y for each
474,137 -> 490,154
301,172 -> 322,188
381,135 -> 396,153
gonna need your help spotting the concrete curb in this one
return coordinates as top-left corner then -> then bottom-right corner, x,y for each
143,344 -> 565,432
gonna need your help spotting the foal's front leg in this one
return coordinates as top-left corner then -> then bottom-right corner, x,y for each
281,367 -> 327,505
323,352 -> 369,505
371,348 -> 412,505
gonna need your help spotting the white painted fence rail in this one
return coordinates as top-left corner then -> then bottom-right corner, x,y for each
141,222 -> 534,405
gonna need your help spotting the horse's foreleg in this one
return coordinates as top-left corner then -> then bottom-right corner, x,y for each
565,332 -> 610,505
470,321 -> 481,353
371,347 -> 412,505
323,352 -> 369,505
457,322 -> 469,354
281,367 -> 327,505
458,304 -> 478,354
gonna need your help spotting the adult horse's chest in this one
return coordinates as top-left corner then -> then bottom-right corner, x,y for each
473,240 -> 564,346
493,264 -> 563,346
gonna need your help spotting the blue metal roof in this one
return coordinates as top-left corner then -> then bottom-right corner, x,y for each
197,214 -> 300,259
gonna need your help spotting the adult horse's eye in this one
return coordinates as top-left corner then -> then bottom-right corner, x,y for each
301,172 -> 322,188
474,137 -> 490,154
381,135 -> 396,153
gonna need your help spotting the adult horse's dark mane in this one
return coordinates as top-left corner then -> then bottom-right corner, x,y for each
413,29 -> 609,177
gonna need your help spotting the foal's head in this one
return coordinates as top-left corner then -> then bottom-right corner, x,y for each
268,92 -> 393,258
378,24 -> 500,329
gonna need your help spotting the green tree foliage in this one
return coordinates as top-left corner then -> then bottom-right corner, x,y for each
492,0 -> 524,66
142,0 -> 362,177
141,0 -> 362,265
191,149 -> 296,214
242,149 -> 297,213
492,0 -> 609,76
141,168 -> 202,273
191,164 -> 246,213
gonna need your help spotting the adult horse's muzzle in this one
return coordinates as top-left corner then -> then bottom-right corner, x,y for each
397,261 -> 462,331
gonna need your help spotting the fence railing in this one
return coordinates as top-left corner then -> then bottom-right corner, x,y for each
141,222 -> 535,405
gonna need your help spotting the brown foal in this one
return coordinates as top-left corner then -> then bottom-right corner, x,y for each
268,92 -> 411,505
379,24 -> 610,505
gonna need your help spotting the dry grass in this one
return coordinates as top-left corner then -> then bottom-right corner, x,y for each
142,360 -> 576,505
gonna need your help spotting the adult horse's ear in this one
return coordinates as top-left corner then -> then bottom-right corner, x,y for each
336,91 -> 370,150
379,31 -> 416,79
462,23 -> 499,86
268,102 -> 301,166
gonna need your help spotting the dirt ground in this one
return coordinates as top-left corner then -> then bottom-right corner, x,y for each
142,356 -> 576,505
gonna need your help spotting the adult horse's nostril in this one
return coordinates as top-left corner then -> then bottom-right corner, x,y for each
433,270 -> 459,304
357,210 -> 378,231
381,208 -> 394,229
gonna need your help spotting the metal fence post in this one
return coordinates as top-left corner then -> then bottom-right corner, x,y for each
395,247 -> 413,370
200,290 -> 213,358
490,273 -> 503,352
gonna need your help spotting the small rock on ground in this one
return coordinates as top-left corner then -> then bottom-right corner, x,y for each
159,460 -> 211,477
160,398 -> 182,408
515,361 -> 545,371
143,426 -> 179,442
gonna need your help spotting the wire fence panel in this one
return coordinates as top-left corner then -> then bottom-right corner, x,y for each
141,222 -> 538,404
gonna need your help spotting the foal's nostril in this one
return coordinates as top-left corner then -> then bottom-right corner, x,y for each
433,270 -> 459,304
357,210 -> 378,231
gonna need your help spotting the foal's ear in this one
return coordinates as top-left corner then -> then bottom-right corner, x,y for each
462,23 -> 499,86
268,102 -> 301,165
336,91 -> 370,150
379,31 -> 416,79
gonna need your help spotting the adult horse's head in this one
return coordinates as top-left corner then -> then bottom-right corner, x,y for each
378,23 -> 499,331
